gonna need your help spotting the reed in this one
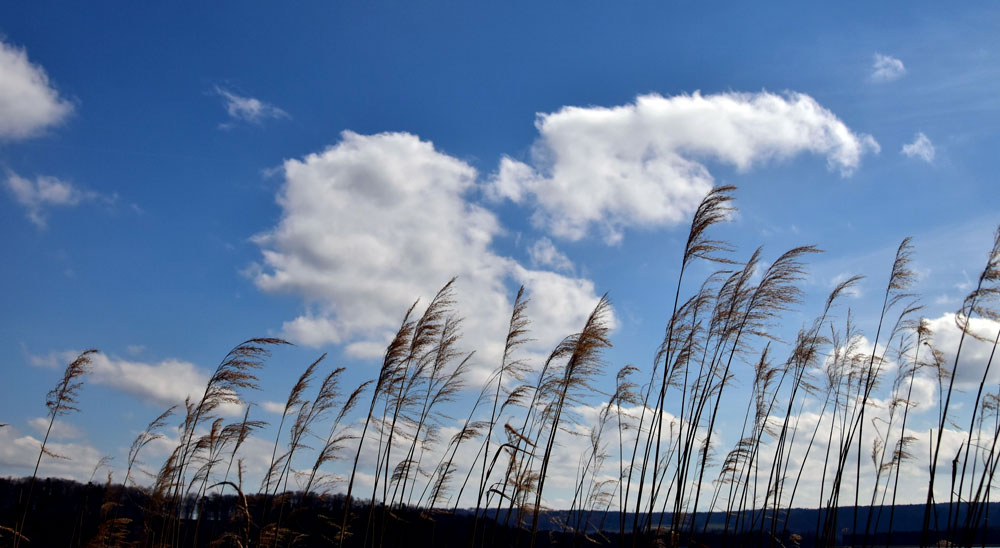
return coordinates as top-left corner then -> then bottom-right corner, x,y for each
529,295 -> 613,547
162,338 -> 287,546
14,189 -> 1000,548
14,349 -> 96,548
338,301 -> 416,548
922,227 -> 1000,546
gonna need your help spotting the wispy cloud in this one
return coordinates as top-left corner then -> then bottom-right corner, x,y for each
871,53 -> 906,82
0,39 -> 73,141
3,171 -> 98,228
901,132 -> 935,163
528,237 -> 574,273
214,86 -> 288,128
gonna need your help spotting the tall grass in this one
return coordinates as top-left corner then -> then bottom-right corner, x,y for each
12,349 -> 95,548
6,190 -> 1000,548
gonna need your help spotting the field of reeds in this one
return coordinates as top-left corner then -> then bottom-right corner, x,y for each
2,186 -> 999,548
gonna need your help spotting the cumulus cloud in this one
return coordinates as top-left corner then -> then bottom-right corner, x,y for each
925,313 -> 1000,387
488,91 -> 878,243
902,132 -> 935,163
3,171 -> 96,228
528,237 -> 574,273
251,131 -> 610,379
215,86 -> 288,128
0,39 -> 73,141
871,53 -> 906,82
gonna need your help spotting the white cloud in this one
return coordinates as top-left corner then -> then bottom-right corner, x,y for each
88,353 -> 214,408
28,417 -> 83,440
215,86 -> 288,128
907,374 -> 939,414
28,349 -> 242,416
748,405 -> 968,509
528,237 -> 574,273
0,39 -> 73,141
3,171 -> 96,228
345,339 -> 392,360
488,91 -> 878,243
261,401 -> 287,415
252,131 -> 611,378
902,132 -> 935,163
0,426 -> 103,482
279,315 -> 343,348
871,53 -> 906,82
510,264 -> 614,347
925,313 -> 1000,387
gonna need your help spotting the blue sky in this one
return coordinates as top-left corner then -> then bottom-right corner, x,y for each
1,2 -> 999,508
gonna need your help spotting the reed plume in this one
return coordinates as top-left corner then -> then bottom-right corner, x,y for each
395,315 -> 467,507
631,185 -> 736,539
922,226 -> 999,545
302,379 -> 373,499
14,348 -> 96,548
263,355 -> 321,495
338,301 -> 416,548
475,286 -> 531,518
165,337 -> 287,547
529,295 -> 613,547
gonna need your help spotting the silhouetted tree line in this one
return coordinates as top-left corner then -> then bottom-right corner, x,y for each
5,477 -> 1000,547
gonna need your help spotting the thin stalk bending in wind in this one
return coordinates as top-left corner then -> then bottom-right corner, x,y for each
818,238 -> 914,546
885,320 -> 929,545
922,226 -> 999,546
627,184 -> 736,541
302,379 -> 373,500
370,280 -> 455,548
394,315 -> 471,508
474,287 -> 531,517
530,295 -> 613,548
262,357 -> 321,495
949,226 -> 1000,544
687,244 -> 820,540
160,337 -> 287,548
14,349 -> 96,548
338,301 -> 416,548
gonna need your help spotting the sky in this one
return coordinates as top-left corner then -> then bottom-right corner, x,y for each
1,2 -> 999,510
